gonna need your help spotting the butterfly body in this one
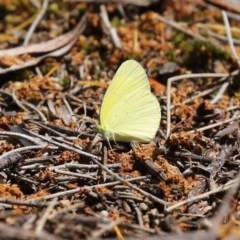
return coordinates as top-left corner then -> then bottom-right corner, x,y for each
96,60 -> 161,143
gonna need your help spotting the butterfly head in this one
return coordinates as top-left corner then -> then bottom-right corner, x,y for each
95,124 -> 114,141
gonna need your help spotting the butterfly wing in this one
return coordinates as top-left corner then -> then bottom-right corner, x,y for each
98,60 -> 161,142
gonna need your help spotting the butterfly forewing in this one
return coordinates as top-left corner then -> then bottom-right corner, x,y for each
100,61 -> 149,124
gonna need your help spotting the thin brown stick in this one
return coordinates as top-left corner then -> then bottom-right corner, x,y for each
166,179 -> 236,212
166,72 -> 231,139
27,129 -> 168,205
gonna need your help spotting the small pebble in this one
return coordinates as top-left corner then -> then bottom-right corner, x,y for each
139,202 -> 149,211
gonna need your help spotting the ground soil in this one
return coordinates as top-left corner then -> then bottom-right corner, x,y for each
0,1 -> 239,239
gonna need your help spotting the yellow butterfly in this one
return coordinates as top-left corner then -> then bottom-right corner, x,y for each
96,60 -> 161,143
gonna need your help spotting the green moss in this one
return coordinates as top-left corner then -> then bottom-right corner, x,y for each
5,14 -> 22,24
59,76 -> 71,88
174,32 -> 186,45
111,16 -> 121,27
49,2 -> 60,13
180,40 -> 230,71
10,70 -> 35,82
